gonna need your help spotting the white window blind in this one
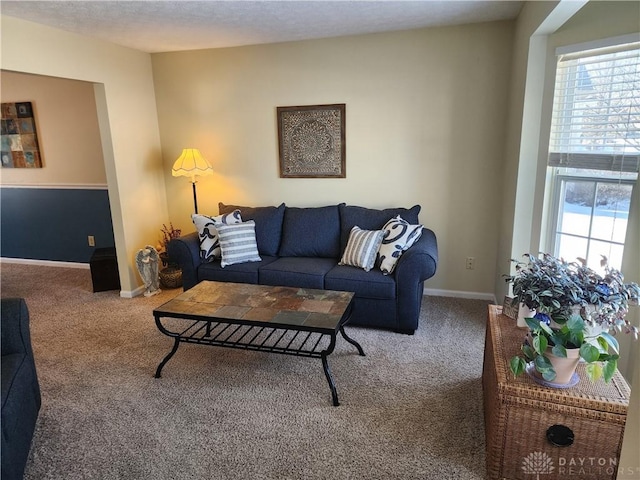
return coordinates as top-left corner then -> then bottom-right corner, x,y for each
548,43 -> 640,173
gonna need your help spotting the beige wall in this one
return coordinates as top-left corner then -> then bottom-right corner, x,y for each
152,21 -> 515,296
551,0 -> 640,48
0,71 -> 106,186
0,16 -> 167,294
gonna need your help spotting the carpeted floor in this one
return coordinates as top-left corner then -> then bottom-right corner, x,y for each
1,263 -> 491,480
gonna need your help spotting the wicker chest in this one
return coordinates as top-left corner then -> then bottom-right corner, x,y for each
482,305 -> 630,480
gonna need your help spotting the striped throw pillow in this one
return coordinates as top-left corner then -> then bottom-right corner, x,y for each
339,226 -> 385,272
216,220 -> 262,267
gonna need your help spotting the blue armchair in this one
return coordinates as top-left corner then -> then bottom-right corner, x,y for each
1,298 -> 41,480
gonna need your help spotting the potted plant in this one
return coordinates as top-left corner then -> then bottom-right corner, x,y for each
571,256 -> 640,338
505,253 -> 583,326
158,223 -> 182,266
509,314 -> 620,385
158,223 -> 183,289
507,253 -> 639,386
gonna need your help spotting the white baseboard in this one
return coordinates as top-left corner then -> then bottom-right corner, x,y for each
1,257 -> 90,269
424,287 -> 496,303
120,285 -> 146,298
0,257 -> 140,298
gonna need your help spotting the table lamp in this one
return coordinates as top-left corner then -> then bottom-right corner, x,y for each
172,148 -> 214,214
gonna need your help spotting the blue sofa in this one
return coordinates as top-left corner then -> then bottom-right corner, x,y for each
169,203 -> 438,334
1,298 -> 41,480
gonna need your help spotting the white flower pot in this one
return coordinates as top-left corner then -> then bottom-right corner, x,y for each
517,303 -> 535,328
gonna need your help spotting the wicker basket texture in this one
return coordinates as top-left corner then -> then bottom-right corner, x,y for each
482,305 -> 630,480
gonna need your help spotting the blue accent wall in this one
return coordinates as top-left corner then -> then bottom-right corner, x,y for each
1,187 -> 115,263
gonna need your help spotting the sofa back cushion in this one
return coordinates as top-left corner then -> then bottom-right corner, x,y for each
279,205 -> 342,258
338,204 -> 421,253
218,203 -> 285,256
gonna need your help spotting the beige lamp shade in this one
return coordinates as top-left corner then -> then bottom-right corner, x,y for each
171,148 -> 213,214
171,148 -> 214,179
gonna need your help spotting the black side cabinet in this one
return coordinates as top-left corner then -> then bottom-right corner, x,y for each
90,247 -> 120,292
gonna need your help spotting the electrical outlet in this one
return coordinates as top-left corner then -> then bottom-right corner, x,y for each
88,235 -> 95,247
466,257 -> 475,270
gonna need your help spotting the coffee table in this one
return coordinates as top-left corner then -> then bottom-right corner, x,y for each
153,280 -> 365,406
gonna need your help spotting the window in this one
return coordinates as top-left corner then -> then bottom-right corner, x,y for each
547,42 -> 639,271
553,175 -> 633,269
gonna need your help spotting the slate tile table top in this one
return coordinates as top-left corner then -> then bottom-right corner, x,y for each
153,281 -> 365,406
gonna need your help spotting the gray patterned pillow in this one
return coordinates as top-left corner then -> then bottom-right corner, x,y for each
378,215 -> 423,275
216,221 -> 262,267
191,210 -> 242,262
339,226 -> 385,272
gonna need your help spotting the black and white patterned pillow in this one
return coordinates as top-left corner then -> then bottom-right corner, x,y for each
378,215 -> 423,275
191,210 -> 242,262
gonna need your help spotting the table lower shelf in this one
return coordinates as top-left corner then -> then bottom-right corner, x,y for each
164,318 -> 333,357
153,316 -> 365,406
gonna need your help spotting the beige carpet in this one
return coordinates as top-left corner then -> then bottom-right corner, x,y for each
1,263 -> 490,480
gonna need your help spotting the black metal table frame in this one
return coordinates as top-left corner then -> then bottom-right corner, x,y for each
153,303 -> 365,406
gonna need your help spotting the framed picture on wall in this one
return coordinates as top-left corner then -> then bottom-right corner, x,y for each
277,103 -> 345,178
1,101 -> 43,168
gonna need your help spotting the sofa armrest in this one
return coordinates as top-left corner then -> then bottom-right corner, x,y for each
168,232 -> 202,290
393,229 -> 438,332
394,228 -> 438,283
1,298 -> 34,358
1,298 -> 41,480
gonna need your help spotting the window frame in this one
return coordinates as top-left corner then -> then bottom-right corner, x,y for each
544,40 -> 639,269
549,171 -> 635,268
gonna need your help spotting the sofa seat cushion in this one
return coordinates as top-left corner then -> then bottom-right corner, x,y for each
339,204 -> 421,253
198,256 -> 278,284
325,265 -> 396,300
279,205 -> 342,258
259,257 -> 337,289
218,203 -> 285,256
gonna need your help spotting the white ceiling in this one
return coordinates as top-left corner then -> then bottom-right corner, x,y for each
1,0 -> 524,53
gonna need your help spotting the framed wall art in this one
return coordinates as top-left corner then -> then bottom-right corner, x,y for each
277,103 -> 345,178
1,101 -> 43,168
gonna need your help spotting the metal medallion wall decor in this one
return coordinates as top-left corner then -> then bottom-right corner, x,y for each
277,104 -> 345,178
1,102 -> 43,168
